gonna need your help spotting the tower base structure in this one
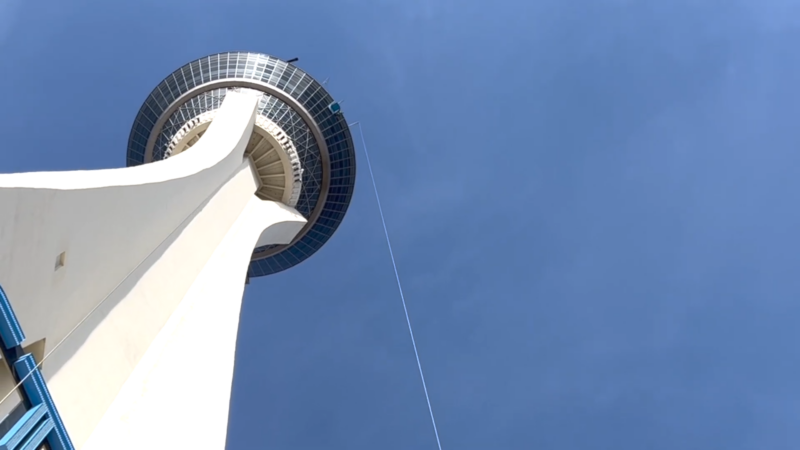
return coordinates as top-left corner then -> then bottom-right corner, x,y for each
0,91 -> 305,448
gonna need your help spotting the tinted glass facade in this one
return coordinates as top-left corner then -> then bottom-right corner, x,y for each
126,52 -> 356,277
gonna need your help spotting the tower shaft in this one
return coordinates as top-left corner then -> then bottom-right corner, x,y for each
0,92 -> 306,448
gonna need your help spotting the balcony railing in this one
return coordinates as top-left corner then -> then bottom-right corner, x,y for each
0,285 -> 74,450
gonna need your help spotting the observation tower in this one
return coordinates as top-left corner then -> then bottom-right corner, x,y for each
0,51 -> 356,449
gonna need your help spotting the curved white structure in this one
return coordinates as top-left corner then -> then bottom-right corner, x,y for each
0,91 -> 307,448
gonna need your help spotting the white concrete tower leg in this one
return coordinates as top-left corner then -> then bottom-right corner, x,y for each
81,183 -> 306,450
0,90 -> 307,448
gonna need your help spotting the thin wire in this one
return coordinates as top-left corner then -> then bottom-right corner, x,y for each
0,180 -> 222,409
352,122 -> 443,450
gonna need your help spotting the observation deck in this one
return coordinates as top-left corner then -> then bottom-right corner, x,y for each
126,52 -> 356,277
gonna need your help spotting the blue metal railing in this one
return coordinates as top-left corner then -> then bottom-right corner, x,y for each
0,285 -> 73,450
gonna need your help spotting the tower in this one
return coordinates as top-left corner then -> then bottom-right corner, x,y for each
0,52 -> 356,449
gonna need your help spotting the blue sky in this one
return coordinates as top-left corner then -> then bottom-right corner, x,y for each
2,0 -> 800,448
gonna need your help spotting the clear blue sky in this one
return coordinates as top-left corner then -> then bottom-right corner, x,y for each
2,0 -> 800,449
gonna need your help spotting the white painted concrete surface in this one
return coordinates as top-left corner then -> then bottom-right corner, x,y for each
0,90 -> 306,448
82,169 -> 305,450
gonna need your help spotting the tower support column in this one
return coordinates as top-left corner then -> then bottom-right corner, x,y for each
0,91 -> 307,449
82,187 -> 300,450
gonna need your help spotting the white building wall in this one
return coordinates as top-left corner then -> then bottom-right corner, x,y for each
0,91 -> 306,448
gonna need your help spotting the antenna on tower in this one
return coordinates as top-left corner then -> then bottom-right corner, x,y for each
322,77 -> 329,85
286,57 -> 299,64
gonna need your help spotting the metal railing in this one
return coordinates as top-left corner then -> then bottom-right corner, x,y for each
0,285 -> 73,450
